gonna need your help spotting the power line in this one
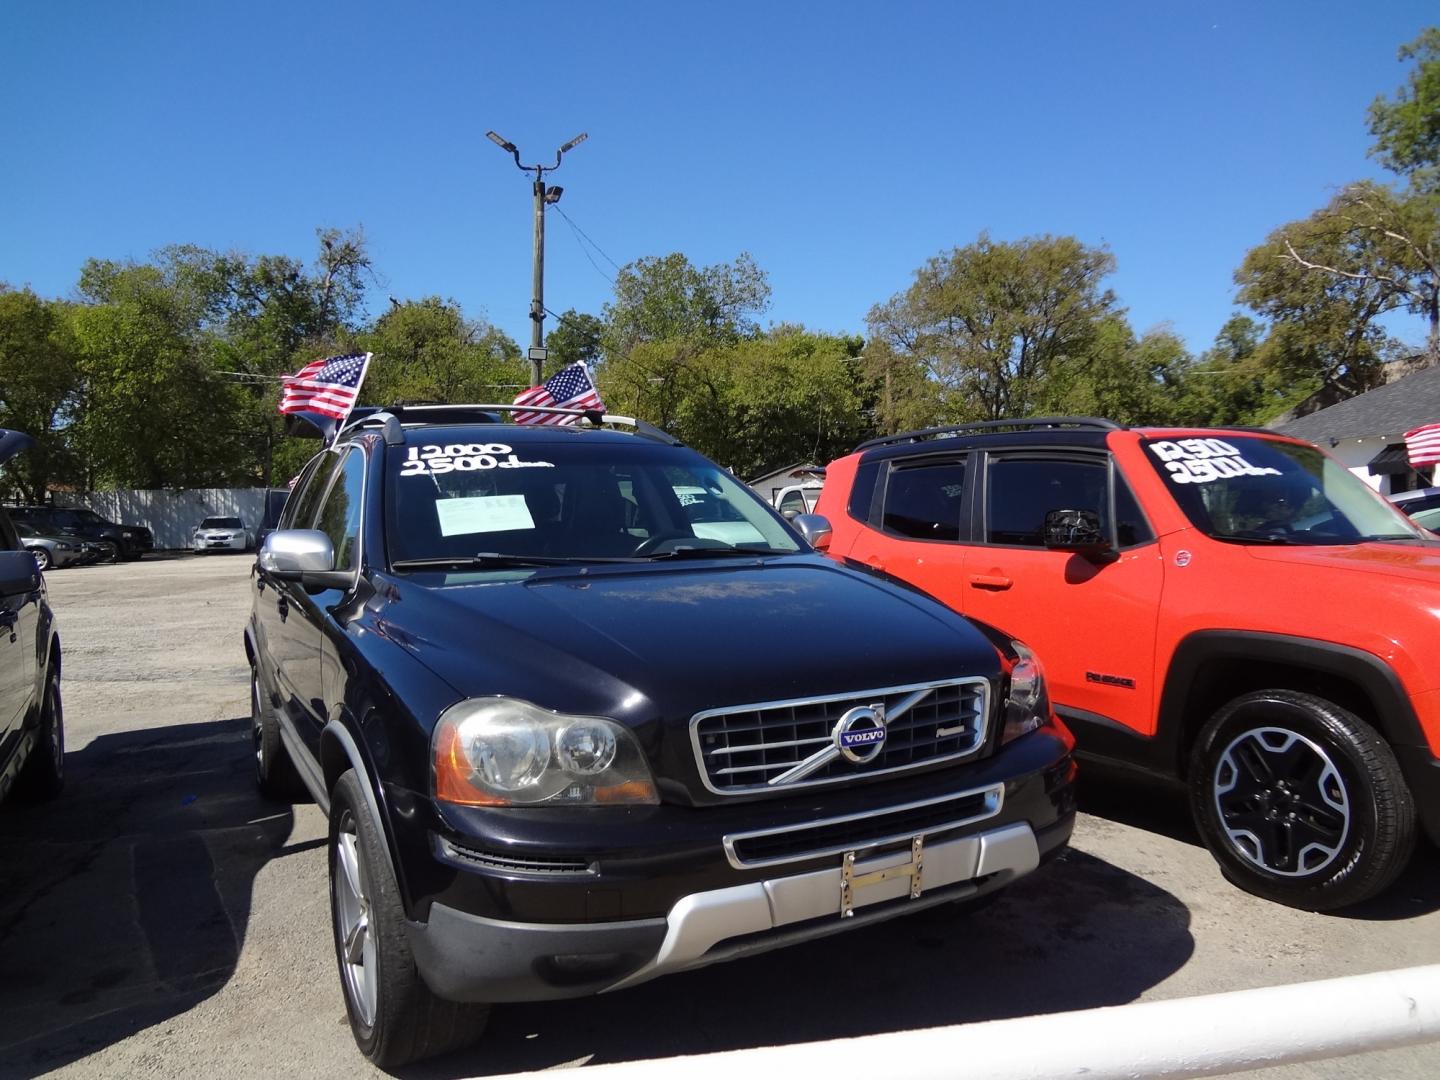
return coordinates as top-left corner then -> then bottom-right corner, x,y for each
544,306 -> 605,347
553,205 -> 623,273
555,209 -> 615,284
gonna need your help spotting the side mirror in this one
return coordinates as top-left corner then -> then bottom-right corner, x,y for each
0,549 -> 41,593
791,513 -> 833,552
1043,509 -> 1114,561
258,529 -> 353,590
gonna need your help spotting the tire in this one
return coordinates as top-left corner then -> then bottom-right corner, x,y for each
329,770 -> 489,1067
252,668 -> 306,801
31,549 -> 51,572
1189,690 -> 1415,911
15,669 -> 64,801
99,541 -> 120,563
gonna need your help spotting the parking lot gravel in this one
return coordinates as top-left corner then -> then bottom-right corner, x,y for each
0,555 -> 1437,1079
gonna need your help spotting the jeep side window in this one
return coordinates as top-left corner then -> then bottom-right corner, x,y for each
987,457 -> 1109,547
1113,474 -> 1153,547
882,460 -> 966,541
315,448 -> 366,572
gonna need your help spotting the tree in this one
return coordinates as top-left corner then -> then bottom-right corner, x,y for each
0,287 -> 80,500
1040,319 -> 1191,425
358,297 -> 524,405
68,263 -> 252,489
1368,28 -> 1440,192
1236,182 -> 1436,375
543,309 -> 604,375
602,252 -> 770,358
867,234 -> 1122,421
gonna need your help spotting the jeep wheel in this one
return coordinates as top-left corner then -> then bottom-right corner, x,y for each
16,670 -> 64,801
329,770 -> 488,1067
252,669 -> 306,801
1190,690 -> 1415,911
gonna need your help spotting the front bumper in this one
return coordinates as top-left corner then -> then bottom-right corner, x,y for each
408,817 -> 1064,1003
194,534 -> 246,551
397,729 -> 1075,1003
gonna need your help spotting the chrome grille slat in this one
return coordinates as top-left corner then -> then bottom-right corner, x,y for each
691,677 -> 991,795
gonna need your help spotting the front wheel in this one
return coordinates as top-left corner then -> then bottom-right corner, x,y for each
1189,690 -> 1415,911
15,670 -> 64,801
329,770 -> 488,1067
31,549 -> 51,572
252,669 -> 305,801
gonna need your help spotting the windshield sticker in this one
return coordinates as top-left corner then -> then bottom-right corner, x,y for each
1148,439 -> 1283,485
401,444 -> 556,477
435,495 -> 535,536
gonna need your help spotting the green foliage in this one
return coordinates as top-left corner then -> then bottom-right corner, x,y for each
602,252 -> 770,358
0,287 -> 80,500
544,309 -> 604,374
598,326 -> 874,478
1236,181 -> 1437,375
1040,319 -> 1192,425
1368,28 -> 1440,191
867,234 -> 1121,423
357,297 -> 524,404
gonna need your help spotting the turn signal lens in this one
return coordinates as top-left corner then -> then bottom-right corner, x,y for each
1000,642 -> 1053,745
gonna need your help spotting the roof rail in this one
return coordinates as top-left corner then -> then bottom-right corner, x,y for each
854,416 -> 1124,453
336,404 -> 683,447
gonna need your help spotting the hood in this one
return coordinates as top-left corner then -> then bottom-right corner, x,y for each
367,557 -> 999,726
1244,539 -> 1440,585
0,429 -> 35,466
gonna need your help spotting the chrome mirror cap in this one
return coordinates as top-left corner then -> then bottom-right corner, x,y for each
258,529 -> 336,575
791,513 -> 833,552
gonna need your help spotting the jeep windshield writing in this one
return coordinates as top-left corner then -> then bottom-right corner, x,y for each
1143,436 -> 1424,545
386,438 -> 802,565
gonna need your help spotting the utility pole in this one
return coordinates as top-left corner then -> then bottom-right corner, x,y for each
485,130 -> 588,385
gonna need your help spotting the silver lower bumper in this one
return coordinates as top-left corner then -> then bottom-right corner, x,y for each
604,821 -> 1039,992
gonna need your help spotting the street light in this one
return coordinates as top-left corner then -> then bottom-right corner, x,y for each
485,130 -> 589,383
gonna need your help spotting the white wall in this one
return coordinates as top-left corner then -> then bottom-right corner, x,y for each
57,488 -> 281,549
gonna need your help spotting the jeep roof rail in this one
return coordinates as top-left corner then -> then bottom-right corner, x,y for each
855,416 -> 1125,453
338,404 -> 683,447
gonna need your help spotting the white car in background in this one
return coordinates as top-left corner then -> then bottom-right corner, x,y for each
191,516 -> 253,554
774,483 -> 823,519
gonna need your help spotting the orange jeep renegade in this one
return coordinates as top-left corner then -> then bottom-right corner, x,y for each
813,417 -> 1439,910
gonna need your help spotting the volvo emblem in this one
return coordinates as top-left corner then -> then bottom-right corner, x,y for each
834,704 -> 887,764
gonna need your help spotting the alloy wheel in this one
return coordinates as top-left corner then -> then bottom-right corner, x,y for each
333,812 -> 378,1028
1212,725 -> 1351,877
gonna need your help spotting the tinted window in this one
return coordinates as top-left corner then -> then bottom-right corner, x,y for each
385,438 -> 799,564
284,452 -> 341,530
849,460 -> 881,523
1143,437 -> 1422,545
987,457 -> 1108,547
0,510 -> 17,552
1114,474 -> 1153,547
316,448 -> 366,572
883,460 -> 966,541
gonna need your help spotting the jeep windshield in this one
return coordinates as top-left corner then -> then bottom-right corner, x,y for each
1143,435 -> 1426,545
385,435 -> 802,567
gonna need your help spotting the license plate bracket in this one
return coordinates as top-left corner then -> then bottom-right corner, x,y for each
839,836 -> 924,918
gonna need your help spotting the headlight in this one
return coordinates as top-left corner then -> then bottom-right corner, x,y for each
433,698 -> 658,807
1000,642 -> 1050,744
57,543 -> 74,551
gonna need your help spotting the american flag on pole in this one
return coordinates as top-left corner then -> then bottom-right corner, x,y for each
511,362 -> 605,425
1404,422 -> 1440,468
278,352 -> 372,421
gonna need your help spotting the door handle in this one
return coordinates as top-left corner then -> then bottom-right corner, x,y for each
968,574 -> 1013,590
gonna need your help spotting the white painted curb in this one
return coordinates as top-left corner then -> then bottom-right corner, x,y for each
480,964 -> 1440,1080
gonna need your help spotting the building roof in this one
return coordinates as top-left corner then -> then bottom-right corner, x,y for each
1275,362 -> 1440,442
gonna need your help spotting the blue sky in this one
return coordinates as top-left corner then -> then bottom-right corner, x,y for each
2,2 -> 1435,356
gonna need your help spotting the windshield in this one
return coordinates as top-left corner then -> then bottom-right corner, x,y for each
1143,436 -> 1425,545
200,517 -> 243,528
385,436 -> 803,566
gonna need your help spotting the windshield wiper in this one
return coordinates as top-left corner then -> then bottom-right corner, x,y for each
645,546 -> 793,561
391,552 -> 642,570
1214,531 -> 1298,545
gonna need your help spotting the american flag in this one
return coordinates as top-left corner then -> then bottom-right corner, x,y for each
511,362 -> 606,425
1405,422 -> 1440,468
278,352 -> 372,421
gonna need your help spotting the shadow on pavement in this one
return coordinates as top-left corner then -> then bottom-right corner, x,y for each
0,717 -> 298,1078
404,846 -> 1195,1079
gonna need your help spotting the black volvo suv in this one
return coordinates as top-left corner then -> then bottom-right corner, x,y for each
246,404 -> 1076,1067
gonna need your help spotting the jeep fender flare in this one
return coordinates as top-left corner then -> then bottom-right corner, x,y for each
1154,630 -> 1426,778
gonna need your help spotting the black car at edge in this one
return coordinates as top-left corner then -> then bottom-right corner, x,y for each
246,404 -> 1077,1067
7,505 -> 154,561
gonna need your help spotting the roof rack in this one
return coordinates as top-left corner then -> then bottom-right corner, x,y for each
336,404 -> 682,447
854,416 -> 1124,453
